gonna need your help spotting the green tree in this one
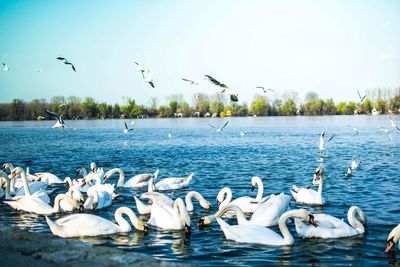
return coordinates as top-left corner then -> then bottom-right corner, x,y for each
250,94 -> 269,116
279,98 -> 297,116
82,97 -> 98,118
323,98 -> 336,115
11,99 -> 25,120
112,104 -> 121,118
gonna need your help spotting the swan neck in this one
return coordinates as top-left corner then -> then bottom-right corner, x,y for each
0,171 -> 11,199
115,207 -> 145,231
254,177 -> 264,201
175,198 -> 190,226
115,168 -> 125,187
218,187 -> 232,206
348,206 -> 365,232
216,204 -> 248,225
20,169 -> 32,196
53,194 -> 75,213
317,175 -> 324,195
278,210 -> 297,245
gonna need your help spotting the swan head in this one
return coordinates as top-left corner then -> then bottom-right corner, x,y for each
251,176 -> 261,191
2,163 -> 12,171
198,215 -> 214,228
200,198 -> 212,210
10,167 -> 24,179
90,162 -> 97,173
216,187 -> 230,207
292,209 -> 318,227
386,224 -> 400,254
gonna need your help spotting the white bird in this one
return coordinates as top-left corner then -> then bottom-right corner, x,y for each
319,131 -> 334,152
59,185 -> 84,212
45,206 -> 148,238
83,184 -> 115,210
168,132 -> 172,138
133,62 -> 145,79
130,120 -> 135,125
199,193 -> 291,227
216,209 -> 317,246
145,69 -> 155,88
0,170 -> 12,199
344,167 -> 352,177
154,173 -> 194,191
256,86 -> 274,93
205,75 -> 239,102
377,127 -> 393,141
291,173 -> 325,205
351,159 -> 360,170
147,198 -> 191,232
386,224 -> 400,254
123,122 -> 134,133
357,90 -> 367,102
346,125 -> 359,135
34,171 -> 63,184
181,78 -> 198,85
389,116 -> 400,131
2,63 -> 9,71
56,57 -> 76,72
209,121 -> 229,132
45,110 -> 66,129
295,206 -> 366,239
103,168 -> 159,188
240,131 -> 245,137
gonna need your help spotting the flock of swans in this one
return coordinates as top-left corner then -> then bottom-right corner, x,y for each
0,153 -> 399,255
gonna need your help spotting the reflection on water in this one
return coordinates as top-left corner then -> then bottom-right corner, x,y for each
0,116 -> 399,266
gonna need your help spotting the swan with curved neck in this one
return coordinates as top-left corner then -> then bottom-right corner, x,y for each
9,167 -> 49,203
216,209 -> 317,246
216,176 -> 266,213
0,170 -> 12,199
200,193 -> 290,227
60,186 -> 84,212
386,224 -> 400,254
147,198 -> 191,233
294,206 -> 366,238
45,206 -> 148,238
134,191 -> 211,215
291,173 -> 325,205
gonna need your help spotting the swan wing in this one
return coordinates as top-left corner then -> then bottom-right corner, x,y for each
296,188 -> 324,205
230,196 -> 258,213
251,193 -> 291,226
148,203 -> 182,230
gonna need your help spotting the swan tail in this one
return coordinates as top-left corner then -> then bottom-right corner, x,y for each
184,173 -> 194,186
45,215 -> 64,237
153,169 -> 160,180
134,196 -> 151,215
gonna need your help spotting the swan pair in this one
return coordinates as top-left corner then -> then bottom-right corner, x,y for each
103,168 -> 159,188
216,209 -> 317,246
134,191 -> 211,215
291,173 -> 325,205
295,206 -> 366,238
216,176 -> 267,213
199,193 -> 291,227
46,206 -> 148,238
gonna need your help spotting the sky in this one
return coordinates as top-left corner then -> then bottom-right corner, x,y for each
0,0 -> 399,106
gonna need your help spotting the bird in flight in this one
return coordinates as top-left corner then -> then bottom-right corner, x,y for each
45,110 -> 66,129
389,116 -> 400,131
346,125 -> 359,135
2,63 -> 9,71
357,90 -> 367,103
205,75 -> 238,102
181,78 -> 198,85
145,69 -> 155,88
124,122 -> 134,133
209,120 -> 229,132
256,86 -> 274,93
319,131 -> 334,152
134,62 -> 146,79
56,57 -> 76,72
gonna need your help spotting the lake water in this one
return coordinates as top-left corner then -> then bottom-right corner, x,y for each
0,116 -> 399,266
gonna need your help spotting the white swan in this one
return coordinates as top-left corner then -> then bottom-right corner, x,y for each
216,209 -> 317,246
295,206 -> 366,238
83,184 -> 115,210
103,168 -> 159,188
217,176 -> 267,213
34,171 -> 63,184
135,191 -> 211,215
45,206 -> 148,238
154,173 -> 194,191
291,173 -> 325,205
79,171 -> 104,192
386,224 -> 400,254
200,193 -> 291,227
147,198 -> 191,232
60,186 -> 85,212
0,170 -> 12,199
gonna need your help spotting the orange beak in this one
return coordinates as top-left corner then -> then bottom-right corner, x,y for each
385,240 -> 395,254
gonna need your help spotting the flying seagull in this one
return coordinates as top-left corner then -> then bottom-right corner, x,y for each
2,63 -> 9,71
357,90 -> 367,103
256,86 -> 274,93
134,62 -> 146,79
56,57 -> 76,72
377,127 -> 393,141
205,75 -> 239,102
181,78 -> 198,85
124,122 -> 134,133
389,116 -> 400,131
319,131 -> 334,152
45,110 -> 66,129
145,69 -> 155,88
209,120 -> 229,132
346,125 -> 359,135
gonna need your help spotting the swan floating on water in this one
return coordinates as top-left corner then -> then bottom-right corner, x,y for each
84,184 -> 115,210
295,206 -> 366,238
216,209 -> 317,246
103,167 -> 159,188
291,172 -> 325,205
154,173 -> 194,191
46,206 -> 148,238
386,224 -> 400,254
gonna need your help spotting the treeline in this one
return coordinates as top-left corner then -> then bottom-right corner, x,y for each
1,88 -> 399,121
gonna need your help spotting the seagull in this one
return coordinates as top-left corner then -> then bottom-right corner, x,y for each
351,159 -> 360,170
145,69 -> 155,88
2,63 -> 9,71
256,86 -> 274,93
344,167 -> 352,177
45,110 -> 66,129
377,127 -> 393,141
209,121 -> 229,132
204,75 -> 238,102
389,116 -> 400,131
240,131 -> 245,137
346,125 -> 359,135
56,57 -> 76,72
181,78 -> 198,85
130,120 -> 135,125
357,90 -> 367,103
319,131 -> 334,152
134,62 -> 145,79
123,122 -> 134,133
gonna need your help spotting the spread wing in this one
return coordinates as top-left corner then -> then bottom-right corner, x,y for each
221,121 -> 229,130
45,110 -> 60,120
205,75 -> 228,88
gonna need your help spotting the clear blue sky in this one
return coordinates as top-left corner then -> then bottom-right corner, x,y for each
0,0 -> 399,106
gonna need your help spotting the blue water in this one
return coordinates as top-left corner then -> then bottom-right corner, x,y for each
0,116 -> 399,266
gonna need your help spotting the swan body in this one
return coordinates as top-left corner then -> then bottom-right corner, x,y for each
45,206 -> 147,238
295,206 -> 366,238
34,172 -> 63,184
103,168 -> 159,188
351,160 -> 359,170
155,173 -> 194,191
60,186 -> 84,212
84,184 -> 114,210
147,198 -> 191,231
0,170 -> 12,199
291,174 -> 325,205
216,209 -> 316,246
386,224 -> 400,253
